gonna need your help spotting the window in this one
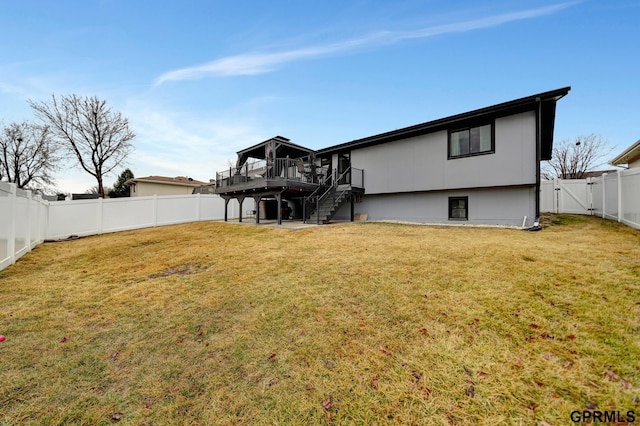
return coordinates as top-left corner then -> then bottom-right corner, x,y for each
449,123 -> 493,158
449,196 -> 468,220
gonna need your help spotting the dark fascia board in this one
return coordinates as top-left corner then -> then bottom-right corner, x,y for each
237,136 -> 315,160
237,135 -> 289,157
316,87 -> 571,156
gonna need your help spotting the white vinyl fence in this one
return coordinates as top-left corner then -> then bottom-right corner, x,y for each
0,181 -> 251,272
541,168 -> 640,230
46,193 -> 249,239
0,182 -> 48,271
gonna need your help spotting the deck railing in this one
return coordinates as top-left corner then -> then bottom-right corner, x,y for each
216,158 -> 328,189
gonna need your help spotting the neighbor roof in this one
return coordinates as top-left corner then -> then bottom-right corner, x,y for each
316,87 -> 571,161
125,176 -> 207,187
610,139 -> 640,166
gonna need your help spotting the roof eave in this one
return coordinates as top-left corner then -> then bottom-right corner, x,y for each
125,179 -> 203,187
610,139 -> 640,166
236,136 -> 315,158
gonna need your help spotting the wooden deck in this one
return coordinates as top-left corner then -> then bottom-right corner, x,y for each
215,176 -> 321,197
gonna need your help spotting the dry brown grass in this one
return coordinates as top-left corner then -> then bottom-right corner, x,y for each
1,214 -> 639,425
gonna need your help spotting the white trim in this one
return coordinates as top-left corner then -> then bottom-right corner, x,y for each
610,139 -> 640,166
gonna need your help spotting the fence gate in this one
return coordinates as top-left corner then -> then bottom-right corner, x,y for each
542,179 -> 592,215
558,179 -> 593,214
541,171 -> 640,230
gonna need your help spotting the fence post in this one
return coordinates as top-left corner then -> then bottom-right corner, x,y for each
26,190 -> 32,252
617,170 -> 622,223
152,195 -> 158,227
586,178 -> 593,215
32,193 -> 39,248
44,198 -> 50,241
601,173 -> 607,219
8,183 -> 16,266
196,193 -> 201,222
37,195 -> 46,244
97,198 -> 104,234
554,179 -> 560,213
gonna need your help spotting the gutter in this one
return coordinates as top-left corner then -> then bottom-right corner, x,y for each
125,179 -> 204,187
535,97 -> 542,225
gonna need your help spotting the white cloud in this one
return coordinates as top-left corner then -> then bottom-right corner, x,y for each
0,82 -> 26,96
124,105 -> 266,182
155,2 -> 578,84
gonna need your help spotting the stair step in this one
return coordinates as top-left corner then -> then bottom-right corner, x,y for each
304,188 -> 352,223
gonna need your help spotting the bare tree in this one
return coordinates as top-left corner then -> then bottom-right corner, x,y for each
29,94 -> 135,198
542,134 -> 614,180
0,121 -> 59,190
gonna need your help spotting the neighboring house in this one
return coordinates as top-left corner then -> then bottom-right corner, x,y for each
126,176 -> 207,197
610,139 -> 640,169
579,170 -> 620,179
215,87 -> 570,227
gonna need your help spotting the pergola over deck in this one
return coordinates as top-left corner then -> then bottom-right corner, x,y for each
215,136 -> 324,224
235,136 -> 315,169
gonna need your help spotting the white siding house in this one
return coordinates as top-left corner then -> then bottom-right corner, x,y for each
126,176 -> 207,197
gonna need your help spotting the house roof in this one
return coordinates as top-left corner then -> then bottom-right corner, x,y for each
125,176 -> 207,187
236,136 -> 315,166
316,87 -> 571,161
610,139 -> 640,166
581,169 -> 621,178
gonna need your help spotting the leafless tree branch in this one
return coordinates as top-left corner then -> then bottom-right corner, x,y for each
0,121 -> 60,190
541,134 -> 614,180
29,94 -> 135,197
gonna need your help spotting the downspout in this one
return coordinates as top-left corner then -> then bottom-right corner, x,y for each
535,97 -> 542,225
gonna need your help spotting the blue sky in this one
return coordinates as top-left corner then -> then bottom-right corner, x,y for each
1,0 -> 638,193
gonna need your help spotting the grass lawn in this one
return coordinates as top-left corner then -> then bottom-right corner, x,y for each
1,214 -> 639,425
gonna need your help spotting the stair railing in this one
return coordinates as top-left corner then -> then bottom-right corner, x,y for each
315,167 -> 353,224
320,167 -> 350,199
322,187 -> 350,223
303,185 -> 323,223
303,166 -> 353,224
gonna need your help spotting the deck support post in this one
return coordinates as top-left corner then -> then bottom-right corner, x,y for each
237,196 -> 245,223
275,193 -> 282,225
350,194 -> 355,222
223,197 -> 230,222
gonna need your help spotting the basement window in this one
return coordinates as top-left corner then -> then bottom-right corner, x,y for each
448,123 -> 494,159
448,196 -> 468,220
